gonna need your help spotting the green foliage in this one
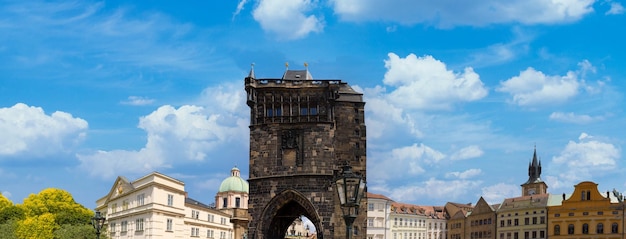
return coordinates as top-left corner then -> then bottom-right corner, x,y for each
20,188 -> 92,218
0,188 -> 96,239
0,193 -> 12,210
54,224 -> 97,239
16,213 -> 58,239
0,206 -> 25,223
0,220 -> 19,239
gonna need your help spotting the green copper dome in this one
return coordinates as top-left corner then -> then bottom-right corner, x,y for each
218,167 -> 249,193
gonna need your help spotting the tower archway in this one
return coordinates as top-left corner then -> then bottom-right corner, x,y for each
256,190 -> 323,239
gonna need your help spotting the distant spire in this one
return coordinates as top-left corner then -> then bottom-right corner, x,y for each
525,146 -> 542,184
248,63 -> 255,79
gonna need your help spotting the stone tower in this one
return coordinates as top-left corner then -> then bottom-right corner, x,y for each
245,64 -> 367,239
521,147 -> 547,196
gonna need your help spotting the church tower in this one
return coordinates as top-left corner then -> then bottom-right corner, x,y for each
521,147 -> 547,196
245,64 -> 367,239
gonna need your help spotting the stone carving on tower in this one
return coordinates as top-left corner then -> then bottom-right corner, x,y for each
245,64 -> 367,239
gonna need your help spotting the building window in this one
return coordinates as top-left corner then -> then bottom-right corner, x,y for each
112,203 -> 117,213
192,210 -> 199,219
191,227 -> 199,237
514,219 -> 519,226
110,222 -> 116,233
137,194 -> 145,206
121,221 -> 128,232
167,194 -> 174,206
524,231 -> 529,239
598,211 -> 604,215
368,203 -> 374,211
532,217 -> 537,224
122,200 -> 129,210
612,223 -> 619,233
597,223 -> 604,234
540,216 -> 545,224
524,217 -> 529,225
554,225 -> 560,235
223,198 -> 228,208
531,231 -> 536,238
135,218 -> 144,231
236,197 -> 241,208
166,218 -> 173,231
368,218 -> 374,227
208,214 -> 214,222
582,223 -> 589,234
539,231 -> 544,238
568,224 -> 574,234
207,229 -> 214,238
554,213 -> 560,217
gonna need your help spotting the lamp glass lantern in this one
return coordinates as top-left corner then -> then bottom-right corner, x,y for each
92,211 -> 106,239
335,164 -> 366,239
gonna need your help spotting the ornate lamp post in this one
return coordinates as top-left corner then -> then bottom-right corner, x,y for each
335,164 -> 366,239
91,211 -> 106,239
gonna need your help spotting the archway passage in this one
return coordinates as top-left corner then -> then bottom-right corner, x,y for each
257,190 -> 324,239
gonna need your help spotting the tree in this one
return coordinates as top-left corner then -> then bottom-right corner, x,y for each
15,213 -> 58,239
0,220 -> 19,239
54,224 -> 97,239
21,188 -> 93,221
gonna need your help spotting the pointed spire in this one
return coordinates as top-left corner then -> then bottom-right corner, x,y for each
248,63 -> 255,79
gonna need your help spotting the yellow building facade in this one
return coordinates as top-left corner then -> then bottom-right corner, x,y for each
548,181 -> 624,239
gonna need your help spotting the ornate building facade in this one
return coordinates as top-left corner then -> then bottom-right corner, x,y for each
96,172 -> 234,239
245,65 -> 367,238
547,181 -> 624,239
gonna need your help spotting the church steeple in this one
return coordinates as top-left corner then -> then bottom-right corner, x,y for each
522,146 -> 547,196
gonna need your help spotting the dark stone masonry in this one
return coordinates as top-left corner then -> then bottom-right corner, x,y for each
245,67 -> 367,239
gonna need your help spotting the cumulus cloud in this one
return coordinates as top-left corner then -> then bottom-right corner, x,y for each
78,85 -> 249,178
0,103 -> 87,157
481,183 -> 519,204
549,112 -> 605,124
330,0 -> 595,28
383,53 -> 488,110
120,96 -> 155,106
497,64 -> 585,106
369,143 -> 445,181
384,177 -> 482,204
606,1 -> 625,15
450,145 -> 484,160
550,132 -> 621,188
252,0 -> 324,39
446,168 -> 482,179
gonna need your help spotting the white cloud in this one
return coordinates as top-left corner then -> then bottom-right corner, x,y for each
550,132 -> 621,188
233,0 -> 249,19
0,103 -> 87,157
121,96 -> 155,106
450,145 -> 484,160
78,85 -> 249,179
497,67 -> 580,106
606,1 -> 625,15
252,0 -> 324,39
383,53 -> 488,110
549,112 -> 605,124
330,0 -> 595,28
446,168 -> 482,179
481,183 -> 519,204
369,143 -> 445,181
385,178 -> 483,204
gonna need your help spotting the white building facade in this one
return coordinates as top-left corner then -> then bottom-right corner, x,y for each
96,172 -> 234,239
367,192 -> 394,239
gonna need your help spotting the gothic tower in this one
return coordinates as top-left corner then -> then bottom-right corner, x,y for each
521,147 -> 548,196
245,64 -> 367,239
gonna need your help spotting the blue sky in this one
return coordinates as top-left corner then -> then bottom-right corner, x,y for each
0,0 -> 624,208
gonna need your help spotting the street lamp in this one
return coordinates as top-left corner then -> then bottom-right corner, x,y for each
335,164 -> 366,239
91,211 -> 106,239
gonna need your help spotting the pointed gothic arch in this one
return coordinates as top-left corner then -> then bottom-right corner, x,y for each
255,189 -> 324,239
